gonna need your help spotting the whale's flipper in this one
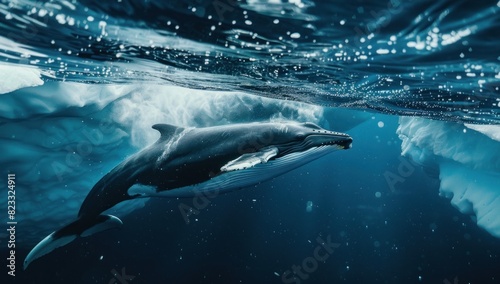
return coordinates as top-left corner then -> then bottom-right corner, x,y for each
221,146 -> 279,172
24,214 -> 122,270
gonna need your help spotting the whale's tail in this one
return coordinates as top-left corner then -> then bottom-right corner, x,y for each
23,214 -> 122,270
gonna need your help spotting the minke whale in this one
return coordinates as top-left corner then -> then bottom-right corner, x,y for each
24,121 -> 352,269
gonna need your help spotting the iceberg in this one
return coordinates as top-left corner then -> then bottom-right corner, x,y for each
397,117 -> 500,237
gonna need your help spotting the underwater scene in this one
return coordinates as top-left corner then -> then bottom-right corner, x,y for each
1,0 -> 500,283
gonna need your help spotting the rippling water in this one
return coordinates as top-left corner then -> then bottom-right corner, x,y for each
1,0 -> 499,122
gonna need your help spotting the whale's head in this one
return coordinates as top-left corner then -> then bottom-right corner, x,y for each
220,121 -> 352,174
268,122 -> 353,156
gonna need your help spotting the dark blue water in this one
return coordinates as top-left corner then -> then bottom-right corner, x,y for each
1,0 -> 500,283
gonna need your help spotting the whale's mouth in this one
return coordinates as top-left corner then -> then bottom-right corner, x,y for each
308,134 -> 353,149
277,133 -> 353,156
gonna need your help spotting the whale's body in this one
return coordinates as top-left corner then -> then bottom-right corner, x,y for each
24,121 -> 352,269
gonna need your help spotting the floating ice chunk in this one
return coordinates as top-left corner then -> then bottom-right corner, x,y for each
464,124 -> 500,142
398,117 -> 500,172
0,64 -> 43,94
398,117 -> 500,238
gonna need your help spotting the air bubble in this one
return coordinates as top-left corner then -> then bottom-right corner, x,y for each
306,201 -> 313,212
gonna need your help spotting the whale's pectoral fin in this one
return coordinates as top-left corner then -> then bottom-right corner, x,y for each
24,214 -> 122,270
221,146 -> 278,172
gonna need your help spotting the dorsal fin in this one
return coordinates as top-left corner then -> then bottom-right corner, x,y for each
152,124 -> 183,139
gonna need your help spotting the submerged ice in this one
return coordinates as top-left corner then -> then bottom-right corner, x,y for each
398,117 -> 500,238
